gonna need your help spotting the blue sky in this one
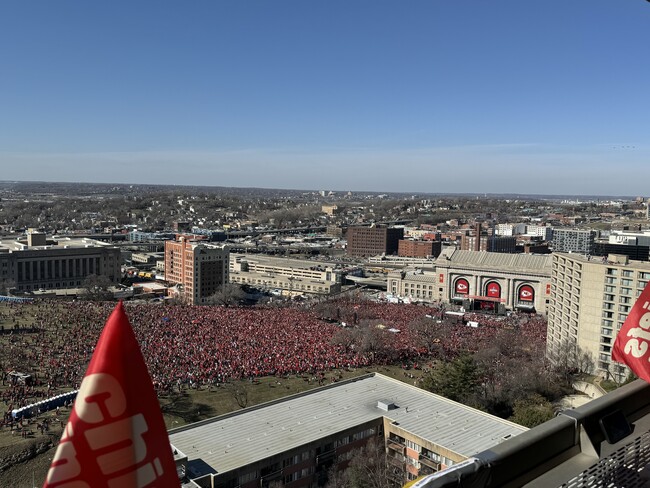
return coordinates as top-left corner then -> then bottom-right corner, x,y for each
1,1 -> 649,196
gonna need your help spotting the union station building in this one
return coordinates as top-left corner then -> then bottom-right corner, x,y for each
387,248 -> 552,314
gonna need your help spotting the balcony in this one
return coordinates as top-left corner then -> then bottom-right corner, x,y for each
418,455 -> 441,471
418,380 -> 650,487
387,437 -> 406,454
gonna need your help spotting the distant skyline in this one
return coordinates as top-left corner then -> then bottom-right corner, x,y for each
1,1 -> 649,196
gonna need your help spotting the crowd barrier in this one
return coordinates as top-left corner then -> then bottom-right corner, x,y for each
11,390 -> 78,420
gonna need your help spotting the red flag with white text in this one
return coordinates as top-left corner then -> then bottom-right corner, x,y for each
612,282 -> 650,383
44,302 -> 179,488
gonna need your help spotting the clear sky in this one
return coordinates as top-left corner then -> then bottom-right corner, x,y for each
1,1 -> 649,196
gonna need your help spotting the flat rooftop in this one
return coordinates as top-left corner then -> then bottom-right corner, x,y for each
0,236 -> 115,252
231,253 -> 337,270
168,373 -> 527,477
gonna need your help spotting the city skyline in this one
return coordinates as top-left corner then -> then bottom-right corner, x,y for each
1,1 -> 649,196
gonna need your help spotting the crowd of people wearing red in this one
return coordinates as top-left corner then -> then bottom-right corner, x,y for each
0,299 -> 547,422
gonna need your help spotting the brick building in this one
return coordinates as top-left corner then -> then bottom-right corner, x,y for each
346,226 -> 404,258
398,240 -> 442,259
164,235 -> 229,304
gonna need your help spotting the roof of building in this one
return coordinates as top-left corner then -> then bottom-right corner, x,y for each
555,252 -> 650,271
434,248 -> 552,274
231,253 -> 337,270
0,236 -> 116,252
168,373 -> 527,477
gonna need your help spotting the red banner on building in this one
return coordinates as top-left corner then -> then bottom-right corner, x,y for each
487,282 -> 501,298
612,283 -> 650,383
43,302 -> 178,488
455,278 -> 469,295
519,285 -> 535,302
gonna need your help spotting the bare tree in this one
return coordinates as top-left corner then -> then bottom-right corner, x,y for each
208,283 -> 246,307
226,382 -> 250,409
82,274 -> 113,301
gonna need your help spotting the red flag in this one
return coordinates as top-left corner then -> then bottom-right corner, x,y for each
612,282 -> 650,382
44,302 -> 178,488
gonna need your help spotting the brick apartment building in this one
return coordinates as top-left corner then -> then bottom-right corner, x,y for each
346,226 -> 404,258
398,240 -> 442,258
164,235 -> 229,304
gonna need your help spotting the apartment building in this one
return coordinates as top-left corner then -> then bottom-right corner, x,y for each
398,240 -> 441,259
547,253 -> 650,381
0,233 -> 120,293
169,374 -> 526,488
551,229 -> 598,255
346,226 -> 404,258
164,235 -> 229,305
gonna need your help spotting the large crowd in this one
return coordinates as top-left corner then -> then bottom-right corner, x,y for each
0,299 -> 547,417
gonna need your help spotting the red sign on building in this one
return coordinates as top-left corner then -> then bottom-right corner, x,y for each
439,274 -> 444,284
486,282 -> 501,298
455,278 -> 469,295
519,285 -> 535,302
546,283 -> 552,295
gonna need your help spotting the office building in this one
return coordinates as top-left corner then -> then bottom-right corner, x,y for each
551,229 -> 597,255
547,253 -> 650,381
229,253 -> 342,296
398,240 -> 441,259
169,374 -> 526,488
0,233 -> 120,293
346,226 -> 404,258
164,235 -> 229,305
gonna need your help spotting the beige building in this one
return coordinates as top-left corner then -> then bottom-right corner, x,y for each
164,235 -> 229,305
169,373 -> 526,488
321,204 -> 341,216
387,248 -> 552,314
229,253 -> 341,296
547,253 -> 650,380
0,233 -> 120,293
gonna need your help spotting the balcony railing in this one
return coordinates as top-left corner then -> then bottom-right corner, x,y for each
416,379 -> 650,488
418,455 -> 441,471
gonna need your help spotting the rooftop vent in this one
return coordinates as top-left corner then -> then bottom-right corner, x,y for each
377,400 -> 398,411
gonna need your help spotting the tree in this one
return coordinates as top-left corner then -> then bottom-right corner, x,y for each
325,437 -> 395,488
208,283 -> 246,306
82,274 -> 113,301
421,355 -> 482,405
0,279 -> 16,296
509,394 -> 555,428
226,382 -> 250,409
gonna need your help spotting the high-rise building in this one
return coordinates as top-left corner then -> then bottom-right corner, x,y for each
164,235 -> 229,304
547,253 -> 650,381
346,226 -> 404,258
551,229 -> 597,255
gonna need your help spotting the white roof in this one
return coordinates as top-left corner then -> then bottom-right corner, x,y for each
169,374 -> 526,477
